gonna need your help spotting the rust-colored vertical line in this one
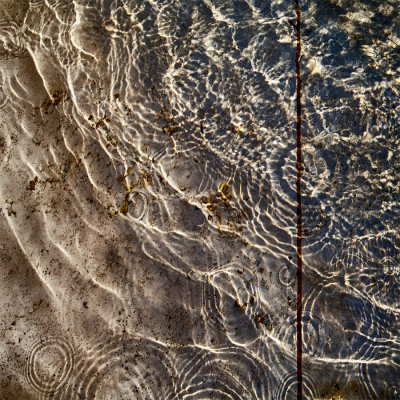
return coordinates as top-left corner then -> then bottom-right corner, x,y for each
294,0 -> 303,399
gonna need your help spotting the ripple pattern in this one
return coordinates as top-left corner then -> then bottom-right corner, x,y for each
25,337 -> 74,397
0,0 -> 398,398
275,371 -> 319,400
62,337 -> 176,400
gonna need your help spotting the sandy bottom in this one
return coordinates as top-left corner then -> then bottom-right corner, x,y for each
0,0 -> 399,398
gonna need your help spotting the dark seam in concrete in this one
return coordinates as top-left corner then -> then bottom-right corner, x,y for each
294,0 -> 303,399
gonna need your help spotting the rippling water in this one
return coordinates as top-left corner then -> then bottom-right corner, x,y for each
0,0 -> 399,398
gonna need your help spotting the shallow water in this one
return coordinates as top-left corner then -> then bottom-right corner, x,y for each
0,0 -> 399,399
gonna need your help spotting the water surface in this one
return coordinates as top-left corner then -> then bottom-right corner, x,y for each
0,0 -> 399,398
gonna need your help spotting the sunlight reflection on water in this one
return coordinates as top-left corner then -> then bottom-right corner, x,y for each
0,0 -> 399,398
